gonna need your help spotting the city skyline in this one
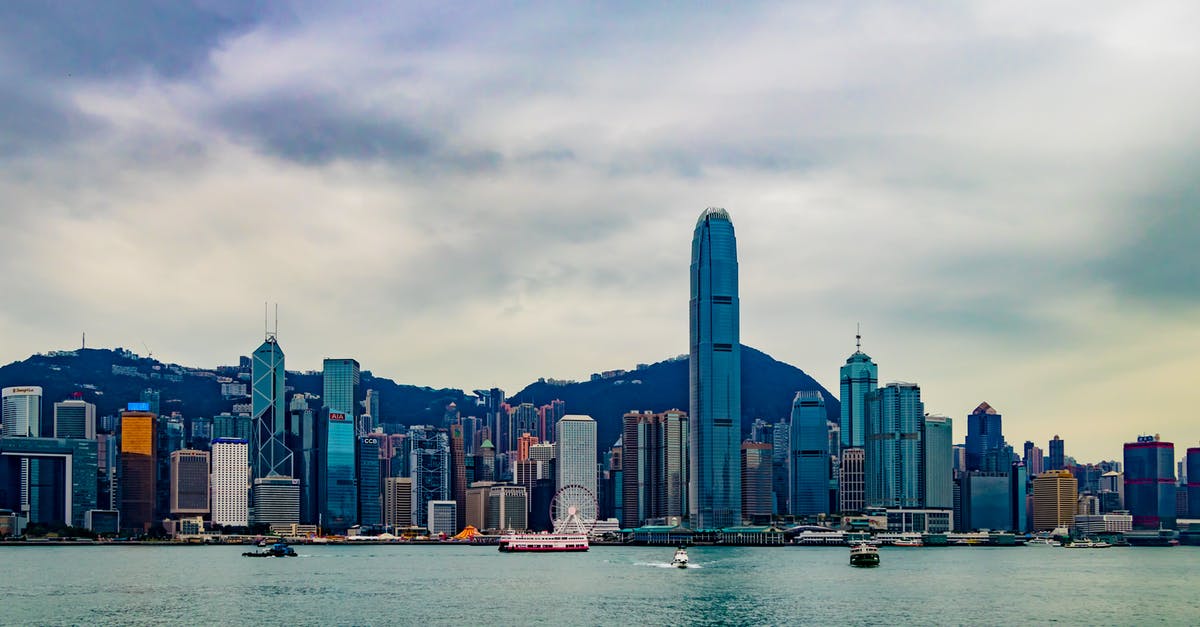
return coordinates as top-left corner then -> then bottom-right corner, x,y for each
1,4 -> 1198,463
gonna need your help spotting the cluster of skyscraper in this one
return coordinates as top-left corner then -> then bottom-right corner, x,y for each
608,207 -> 1199,534
2,207 -> 1197,539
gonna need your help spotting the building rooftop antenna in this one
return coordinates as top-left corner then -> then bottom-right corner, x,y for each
856,323 -> 862,352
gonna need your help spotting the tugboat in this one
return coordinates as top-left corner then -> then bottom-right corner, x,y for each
849,543 -> 880,567
243,541 -> 298,557
671,546 -> 689,569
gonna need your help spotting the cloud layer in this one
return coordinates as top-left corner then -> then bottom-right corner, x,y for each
2,1 -> 1198,461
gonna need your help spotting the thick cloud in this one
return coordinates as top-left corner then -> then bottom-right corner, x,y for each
1,1 -> 1198,461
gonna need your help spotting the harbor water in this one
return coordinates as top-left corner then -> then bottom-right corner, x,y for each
4,544 -> 1196,625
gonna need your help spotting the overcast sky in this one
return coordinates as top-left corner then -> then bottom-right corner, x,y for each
2,2 -> 1197,462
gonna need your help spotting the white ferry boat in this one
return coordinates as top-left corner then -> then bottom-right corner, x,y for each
497,533 -> 589,553
671,547 -> 689,568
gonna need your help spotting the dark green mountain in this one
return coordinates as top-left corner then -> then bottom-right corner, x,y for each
0,345 -> 838,446
511,345 -> 839,447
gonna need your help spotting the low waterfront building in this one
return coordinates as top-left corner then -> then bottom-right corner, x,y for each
628,524 -> 695,545
719,525 -> 786,545
1074,513 -> 1133,535
885,508 -> 953,533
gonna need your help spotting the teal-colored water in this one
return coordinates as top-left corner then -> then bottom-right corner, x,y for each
4,545 -> 1196,625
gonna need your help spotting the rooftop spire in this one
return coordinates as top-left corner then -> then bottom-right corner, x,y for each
856,323 -> 862,352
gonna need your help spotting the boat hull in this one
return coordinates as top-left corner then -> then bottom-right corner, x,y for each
498,545 -> 589,552
850,555 -> 880,567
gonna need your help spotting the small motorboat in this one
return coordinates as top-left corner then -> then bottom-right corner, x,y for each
671,546 -> 689,569
850,543 -> 880,567
243,541 -> 298,557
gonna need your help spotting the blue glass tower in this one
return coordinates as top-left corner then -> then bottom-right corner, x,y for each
252,336 -> 292,479
689,207 -> 741,529
319,359 -> 361,532
839,332 -> 877,449
965,402 -> 1005,472
789,391 -> 829,515
865,382 -> 924,509
357,435 -> 381,526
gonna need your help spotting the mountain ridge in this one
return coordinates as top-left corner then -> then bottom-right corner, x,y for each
0,346 -> 839,444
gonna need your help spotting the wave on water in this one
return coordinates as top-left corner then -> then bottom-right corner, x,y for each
634,561 -> 702,569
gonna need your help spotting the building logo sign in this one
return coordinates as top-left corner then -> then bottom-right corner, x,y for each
362,437 -> 378,445
3,386 -> 42,395
329,412 -> 347,422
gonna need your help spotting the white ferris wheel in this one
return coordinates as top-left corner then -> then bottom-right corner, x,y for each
551,484 -> 598,535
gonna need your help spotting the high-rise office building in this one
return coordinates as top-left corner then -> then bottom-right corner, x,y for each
118,410 -> 156,532
473,388 -> 505,454
839,333 -> 877,449
741,442 -> 773,521
515,432 -> 539,462
789,391 -> 829,516
169,449 -> 210,516
1032,470 -> 1077,531
865,382 -> 924,509
960,472 -> 1012,531
539,400 -> 566,443
383,477 -> 413,528
450,423 -> 467,532
253,476 -> 300,526
2,386 -> 43,437
660,409 -> 689,520
287,394 -> 318,525
53,399 -> 96,440
839,448 -> 865,513
487,484 -> 529,532
0,436 -> 97,527
620,409 -> 688,527
922,415 -> 953,509
556,415 -> 597,525
771,419 -> 790,515
409,427 -> 449,528
317,407 -> 357,532
1188,447 -> 1200,519
213,413 -> 252,442
357,435 -> 381,526
1023,441 -> 1044,476
508,403 -> 539,451
361,389 -> 381,436
689,207 -> 741,530
252,335 -> 291,480
211,438 -> 250,527
139,389 -> 161,419
1123,435 -> 1176,530
1048,435 -> 1065,471
323,359 -> 361,417
965,402 -> 1005,472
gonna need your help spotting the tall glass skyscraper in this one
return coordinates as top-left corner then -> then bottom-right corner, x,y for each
965,402 -> 1006,472
839,335 -> 877,449
1048,435 -> 1065,471
689,207 -> 741,529
789,391 -> 829,515
252,336 -> 291,479
1123,435 -> 1176,530
865,382 -> 924,509
922,415 -> 954,508
319,358 -> 361,532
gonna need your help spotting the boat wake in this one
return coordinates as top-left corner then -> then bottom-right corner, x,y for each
635,561 -> 702,569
